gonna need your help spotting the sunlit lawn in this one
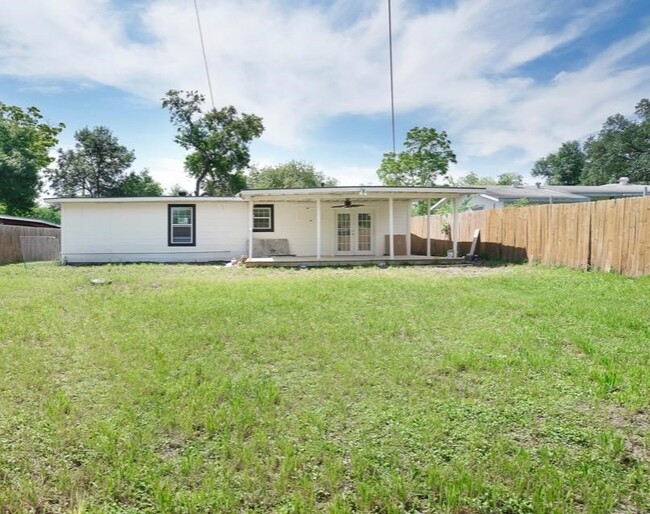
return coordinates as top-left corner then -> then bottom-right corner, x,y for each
0,263 -> 648,513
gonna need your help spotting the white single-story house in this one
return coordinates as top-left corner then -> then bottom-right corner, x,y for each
46,186 -> 486,266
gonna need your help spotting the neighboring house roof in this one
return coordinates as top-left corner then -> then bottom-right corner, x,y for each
479,186 -> 589,203
0,214 -> 60,229
548,184 -> 649,198
476,179 -> 649,205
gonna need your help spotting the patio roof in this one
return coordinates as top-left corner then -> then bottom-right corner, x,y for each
238,185 -> 486,202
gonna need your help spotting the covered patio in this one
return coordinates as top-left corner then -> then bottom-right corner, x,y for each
245,255 -> 465,268
238,186 -> 486,266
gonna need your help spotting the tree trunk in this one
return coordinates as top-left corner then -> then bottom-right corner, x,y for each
194,168 -> 209,196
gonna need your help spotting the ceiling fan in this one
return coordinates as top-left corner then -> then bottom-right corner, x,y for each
332,198 -> 365,209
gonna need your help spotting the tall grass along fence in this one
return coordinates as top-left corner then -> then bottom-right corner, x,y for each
411,195 -> 650,277
0,226 -> 61,265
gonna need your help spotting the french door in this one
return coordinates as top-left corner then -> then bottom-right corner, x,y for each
336,211 -> 373,255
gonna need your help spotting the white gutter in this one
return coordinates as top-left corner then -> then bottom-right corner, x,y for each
239,186 -> 487,198
45,196 -> 243,207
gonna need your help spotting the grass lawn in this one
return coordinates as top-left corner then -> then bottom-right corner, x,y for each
0,263 -> 648,513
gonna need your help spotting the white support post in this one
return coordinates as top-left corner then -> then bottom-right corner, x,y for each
316,198 -> 322,260
452,196 -> 460,258
389,197 -> 395,259
248,201 -> 254,258
426,199 -> 431,257
405,201 -> 412,256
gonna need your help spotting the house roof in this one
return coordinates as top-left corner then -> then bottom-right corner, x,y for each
47,186 -> 488,206
0,214 -> 61,228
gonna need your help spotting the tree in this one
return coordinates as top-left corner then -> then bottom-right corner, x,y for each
531,141 -> 585,185
531,98 -> 650,186
451,171 -> 523,186
377,127 -> 457,186
162,90 -> 264,196
496,172 -> 524,185
452,172 -> 498,186
112,170 -> 163,197
169,183 -> 190,196
582,99 -> 650,184
247,160 -> 337,189
26,205 -> 61,225
0,102 -> 63,214
47,126 -> 137,197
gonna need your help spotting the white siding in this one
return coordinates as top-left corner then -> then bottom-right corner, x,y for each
60,198 -> 415,262
61,201 -> 248,263
251,199 -> 411,256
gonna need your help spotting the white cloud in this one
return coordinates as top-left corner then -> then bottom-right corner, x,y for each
146,157 -> 194,194
0,0 -> 648,180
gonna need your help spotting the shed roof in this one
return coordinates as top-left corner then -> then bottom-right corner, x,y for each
0,214 -> 60,229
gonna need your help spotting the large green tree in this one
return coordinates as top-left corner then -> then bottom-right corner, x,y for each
0,102 -> 64,214
582,99 -> 650,184
377,127 -> 457,186
532,141 -> 585,185
47,126 -> 144,197
247,160 -> 337,189
531,99 -> 650,186
112,170 -> 164,197
162,90 -> 264,196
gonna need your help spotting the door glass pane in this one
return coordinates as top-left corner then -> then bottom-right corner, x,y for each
357,213 -> 371,251
337,213 -> 351,251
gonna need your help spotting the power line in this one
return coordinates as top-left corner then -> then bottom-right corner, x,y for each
387,0 -> 396,154
193,0 -> 216,110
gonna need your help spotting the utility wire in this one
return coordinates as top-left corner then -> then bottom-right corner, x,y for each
193,0 -> 216,110
388,0 -> 396,154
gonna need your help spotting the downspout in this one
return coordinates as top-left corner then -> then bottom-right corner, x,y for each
247,201 -> 253,258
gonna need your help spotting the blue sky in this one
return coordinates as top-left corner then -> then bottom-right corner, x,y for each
1,0 -> 649,193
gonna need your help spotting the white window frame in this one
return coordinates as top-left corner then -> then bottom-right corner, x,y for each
253,204 -> 274,232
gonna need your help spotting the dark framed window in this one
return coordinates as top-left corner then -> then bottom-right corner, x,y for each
253,204 -> 274,232
168,204 -> 196,246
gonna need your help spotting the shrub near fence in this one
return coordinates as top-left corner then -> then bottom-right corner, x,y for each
0,226 -> 61,264
411,195 -> 650,277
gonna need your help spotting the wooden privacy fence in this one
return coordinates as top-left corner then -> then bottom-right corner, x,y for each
411,196 -> 650,277
0,226 -> 61,264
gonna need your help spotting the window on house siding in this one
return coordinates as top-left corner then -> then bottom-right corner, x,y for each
169,205 -> 196,246
253,204 -> 274,232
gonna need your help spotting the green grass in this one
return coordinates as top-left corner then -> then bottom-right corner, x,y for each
0,263 -> 648,513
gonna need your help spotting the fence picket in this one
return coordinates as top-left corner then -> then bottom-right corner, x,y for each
411,196 -> 650,276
